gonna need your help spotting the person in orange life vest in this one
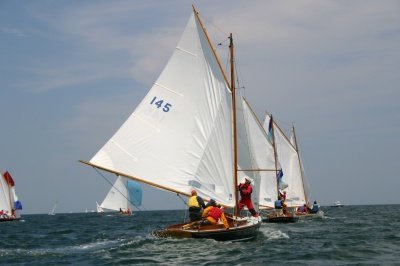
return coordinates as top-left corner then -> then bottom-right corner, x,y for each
199,199 -> 229,229
238,177 -> 258,217
187,189 -> 206,221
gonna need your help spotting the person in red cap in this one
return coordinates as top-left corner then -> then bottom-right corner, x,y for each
238,177 -> 258,217
187,189 -> 206,221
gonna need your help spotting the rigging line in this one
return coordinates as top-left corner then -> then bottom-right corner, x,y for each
203,15 -> 229,40
94,168 -> 145,212
217,37 -> 230,46
176,193 -> 189,223
234,57 -> 246,94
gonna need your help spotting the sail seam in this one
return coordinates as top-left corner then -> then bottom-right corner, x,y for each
176,46 -> 197,57
154,82 -> 184,97
110,140 -> 138,162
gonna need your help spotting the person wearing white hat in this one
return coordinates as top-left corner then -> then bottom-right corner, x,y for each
237,177 -> 258,217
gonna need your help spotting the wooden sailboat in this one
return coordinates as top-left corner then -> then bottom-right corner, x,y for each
261,115 -> 323,221
290,126 -> 324,219
80,6 -> 261,241
262,115 -> 298,223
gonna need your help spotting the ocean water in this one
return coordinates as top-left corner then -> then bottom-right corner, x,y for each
1,205 -> 399,265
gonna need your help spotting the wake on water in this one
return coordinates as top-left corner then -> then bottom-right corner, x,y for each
259,225 -> 290,240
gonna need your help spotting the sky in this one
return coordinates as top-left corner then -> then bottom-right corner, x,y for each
1,0 -> 399,214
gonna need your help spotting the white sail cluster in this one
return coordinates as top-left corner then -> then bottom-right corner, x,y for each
263,115 -> 310,208
88,8 -> 311,212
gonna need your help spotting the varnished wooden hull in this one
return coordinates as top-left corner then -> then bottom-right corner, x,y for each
295,210 -> 324,220
0,217 -> 20,222
263,212 -> 298,223
153,216 -> 261,241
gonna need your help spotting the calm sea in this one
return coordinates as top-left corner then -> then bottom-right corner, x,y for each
1,205 -> 399,265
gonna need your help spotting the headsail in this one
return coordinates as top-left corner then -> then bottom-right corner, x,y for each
236,96 -> 277,209
99,176 -> 142,212
88,12 -> 235,206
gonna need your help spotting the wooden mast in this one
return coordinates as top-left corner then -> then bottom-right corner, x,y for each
229,33 -> 240,216
269,114 -> 280,197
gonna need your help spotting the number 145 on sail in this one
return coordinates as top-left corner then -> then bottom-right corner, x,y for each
150,96 -> 172,112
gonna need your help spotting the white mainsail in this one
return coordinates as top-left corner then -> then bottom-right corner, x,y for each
263,115 -> 306,207
89,12 -> 235,206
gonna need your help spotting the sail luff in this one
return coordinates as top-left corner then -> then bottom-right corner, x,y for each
270,115 -> 280,196
192,6 -> 231,90
291,126 -> 309,204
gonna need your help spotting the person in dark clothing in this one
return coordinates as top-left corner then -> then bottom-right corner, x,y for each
310,201 -> 320,214
187,189 -> 206,221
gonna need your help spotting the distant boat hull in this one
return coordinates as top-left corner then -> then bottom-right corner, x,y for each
153,216 -> 261,241
332,201 -> 344,207
263,212 -> 299,223
0,217 -> 20,222
295,210 -> 325,219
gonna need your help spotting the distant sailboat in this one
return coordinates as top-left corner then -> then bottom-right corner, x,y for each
0,170 -> 22,222
97,176 -> 142,215
48,202 -> 57,216
332,201 -> 344,207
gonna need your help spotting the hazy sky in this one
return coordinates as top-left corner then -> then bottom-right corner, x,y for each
1,1 -> 399,214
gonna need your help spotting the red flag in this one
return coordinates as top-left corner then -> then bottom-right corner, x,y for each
3,171 -> 15,186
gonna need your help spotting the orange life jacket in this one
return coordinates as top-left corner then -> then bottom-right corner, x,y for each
208,207 -> 222,220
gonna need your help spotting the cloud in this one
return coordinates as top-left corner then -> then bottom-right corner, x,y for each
0,27 -> 25,37
9,63 -> 130,93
